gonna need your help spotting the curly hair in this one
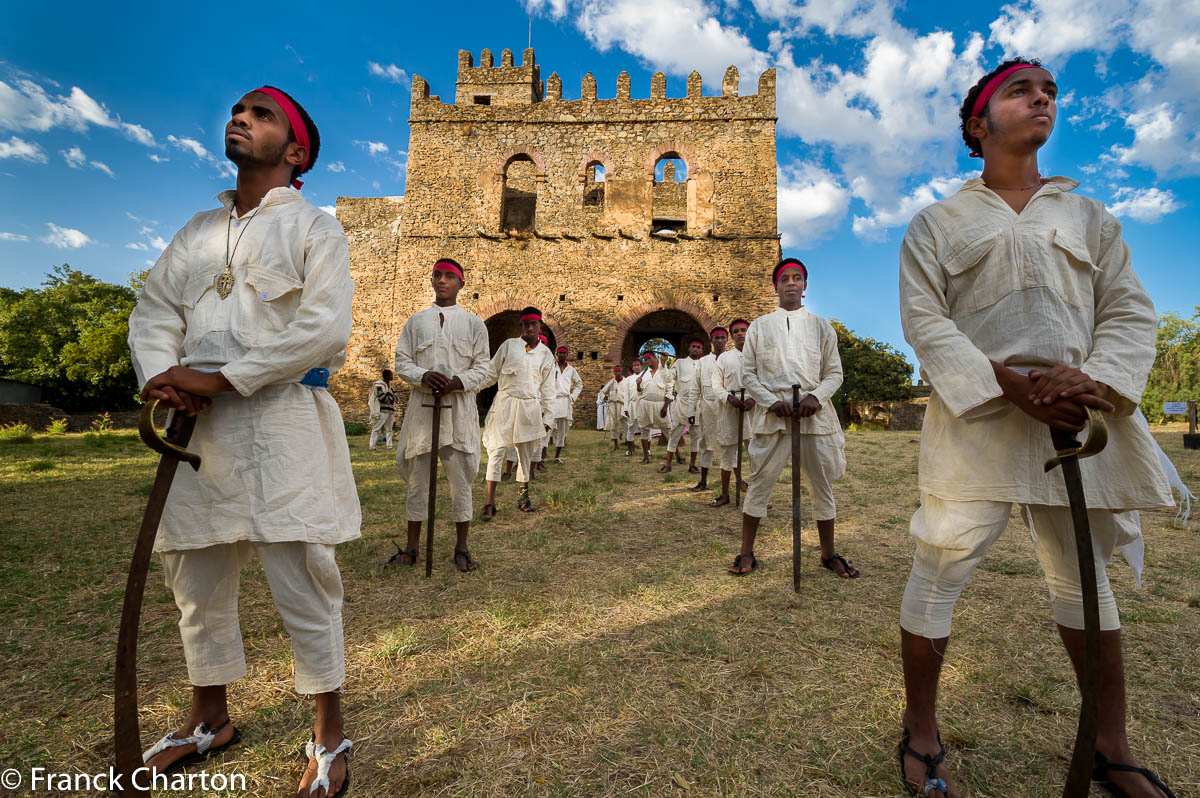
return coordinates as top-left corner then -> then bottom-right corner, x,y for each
958,57 -> 1044,157
261,85 -> 320,181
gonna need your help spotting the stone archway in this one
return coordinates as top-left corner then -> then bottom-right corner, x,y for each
607,298 -> 717,368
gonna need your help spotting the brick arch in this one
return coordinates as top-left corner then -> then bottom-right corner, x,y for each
496,147 -> 547,178
605,296 -> 717,363
577,153 -> 615,181
645,142 -> 700,177
471,297 -> 564,343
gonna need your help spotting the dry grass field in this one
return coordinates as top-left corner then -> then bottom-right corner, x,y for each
1,423 -> 1197,796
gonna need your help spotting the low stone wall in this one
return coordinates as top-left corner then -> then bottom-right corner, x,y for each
0,404 -> 144,432
845,399 -> 927,431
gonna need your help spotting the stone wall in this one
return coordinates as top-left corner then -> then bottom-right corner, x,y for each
334,49 -> 781,424
845,399 -> 928,431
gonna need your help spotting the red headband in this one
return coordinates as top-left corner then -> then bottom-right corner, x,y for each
730,321 -> 749,331
538,334 -> 548,342
556,346 -> 568,353
710,327 -> 728,336
967,63 -> 1047,156
773,262 -> 807,287
433,259 -> 464,282
252,87 -> 309,189
641,352 -> 656,360
520,313 -> 542,323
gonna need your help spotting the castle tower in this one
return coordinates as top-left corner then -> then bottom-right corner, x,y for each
335,49 -> 780,422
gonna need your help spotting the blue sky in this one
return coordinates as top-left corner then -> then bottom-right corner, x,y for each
1,0 -> 1197,368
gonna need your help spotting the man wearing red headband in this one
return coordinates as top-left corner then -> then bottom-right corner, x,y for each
620,358 -> 644,455
548,347 -> 584,463
663,338 -> 705,473
730,259 -> 854,583
392,258 -> 491,574
129,87 -> 358,796
480,307 -> 556,516
690,327 -> 728,493
709,320 -> 751,507
897,59 -> 1174,796
634,350 -> 674,464
599,364 -> 626,450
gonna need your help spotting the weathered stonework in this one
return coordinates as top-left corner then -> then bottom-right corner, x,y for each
334,49 -> 781,422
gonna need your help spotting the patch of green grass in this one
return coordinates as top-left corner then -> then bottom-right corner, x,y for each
0,422 -> 34,443
17,459 -> 55,473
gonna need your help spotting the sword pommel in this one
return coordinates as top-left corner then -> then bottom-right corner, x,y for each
138,398 -> 201,471
1044,406 -> 1108,473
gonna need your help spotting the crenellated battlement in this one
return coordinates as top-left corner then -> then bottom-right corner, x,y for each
411,48 -> 775,121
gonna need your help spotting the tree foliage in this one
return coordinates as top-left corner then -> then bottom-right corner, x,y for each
830,320 -> 914,402
0,266 -> 139,411
1140,307 -> 1200,423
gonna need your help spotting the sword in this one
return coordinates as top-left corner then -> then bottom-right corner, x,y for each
422,391 -> 446,579
735,388 -> 745,508
791,385 -> 803,594
114,398 -> 201,796
1043,406 -> 1108,798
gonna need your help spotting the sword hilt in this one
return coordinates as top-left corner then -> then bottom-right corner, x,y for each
138,398 -> 201,471
1044,406 -> 1108,472
792,384 -> 801,414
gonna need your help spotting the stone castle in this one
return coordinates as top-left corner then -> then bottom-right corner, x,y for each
333,48 -> 781,422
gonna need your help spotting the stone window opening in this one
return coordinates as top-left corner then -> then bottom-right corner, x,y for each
576,350 -> 584,361
473,95 -> 492,105
501,155 -> 537,233
617,294 -> 623,301
583,162 -> 605,208
652,156 -> 688,233
559,293 -> 566,301
590,351 -> 598,360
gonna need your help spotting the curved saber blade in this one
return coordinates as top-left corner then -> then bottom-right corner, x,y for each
114,399 -> 200,795
1044,406 -> 1107,798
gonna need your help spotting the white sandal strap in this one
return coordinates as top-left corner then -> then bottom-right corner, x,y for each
141,722 -> 220,763
304,737 -> 352,795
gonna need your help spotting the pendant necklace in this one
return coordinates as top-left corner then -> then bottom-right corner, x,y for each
217,202 -> 263,300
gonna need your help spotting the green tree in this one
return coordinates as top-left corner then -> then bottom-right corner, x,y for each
1140,307 -> 1200,423
0,265 -> 139,411
830,320 -> 914,402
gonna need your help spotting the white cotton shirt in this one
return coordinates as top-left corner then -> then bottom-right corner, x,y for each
635,365 -> 674,403
393,302 -> 491,460
714,347 -> 751,445
742,306 -> 844,437
127,186 -> 361,551
482,337 -> 556,449
549,363 -> 583,421
900,176 -> 1172,510
670,356 -> 702,423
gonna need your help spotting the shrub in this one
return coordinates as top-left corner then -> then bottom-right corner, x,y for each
44,418 -> 69,435
0,422 -> 34,443
344,421 -> 368,436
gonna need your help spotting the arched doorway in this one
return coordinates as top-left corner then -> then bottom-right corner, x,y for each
478,309 -> 558,422
617,308 -> 706,368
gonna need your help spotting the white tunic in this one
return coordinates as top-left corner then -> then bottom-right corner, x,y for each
619,370 -> 641,411
670,356 -> 702,424
549,363 -> 583,421
900,176 -> 1172,510
714,348 -> 752,446
695,351 -> 722,430
600,377 -> 624,431
742,307 -> 844,437
394,303 -> 491,460
128,187 -> 361,551
482,338 -> 555,449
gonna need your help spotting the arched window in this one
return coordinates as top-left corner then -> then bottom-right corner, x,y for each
652,155 -> 688,233
501,155 -> 537,232
583,162 -> 605,208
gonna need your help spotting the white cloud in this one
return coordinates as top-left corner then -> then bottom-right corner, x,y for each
777,163 -> 850,247
0,232 -> 29,242
125,241 -> 149,250
1110,102 -> 1200,175
356,140 -> 389,156
319,205 -> 338,217
326,161 -> 346,173
574,0 -> 768,92
990,0 -> 1129,62
0,135 -> 46,162
41,222 -> 95,249
0,77 -> 155,145
852,171 -> 979,240
149,235 -> 168,251
367,62 -> 409,84
751,0 -> 901,39
62,145 -> 86,168
60,145 -> 114,176
1107,186 -> 1181,222
147,153 -> 168,163
524,0 -> 568,18
168,134 -> 236,178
